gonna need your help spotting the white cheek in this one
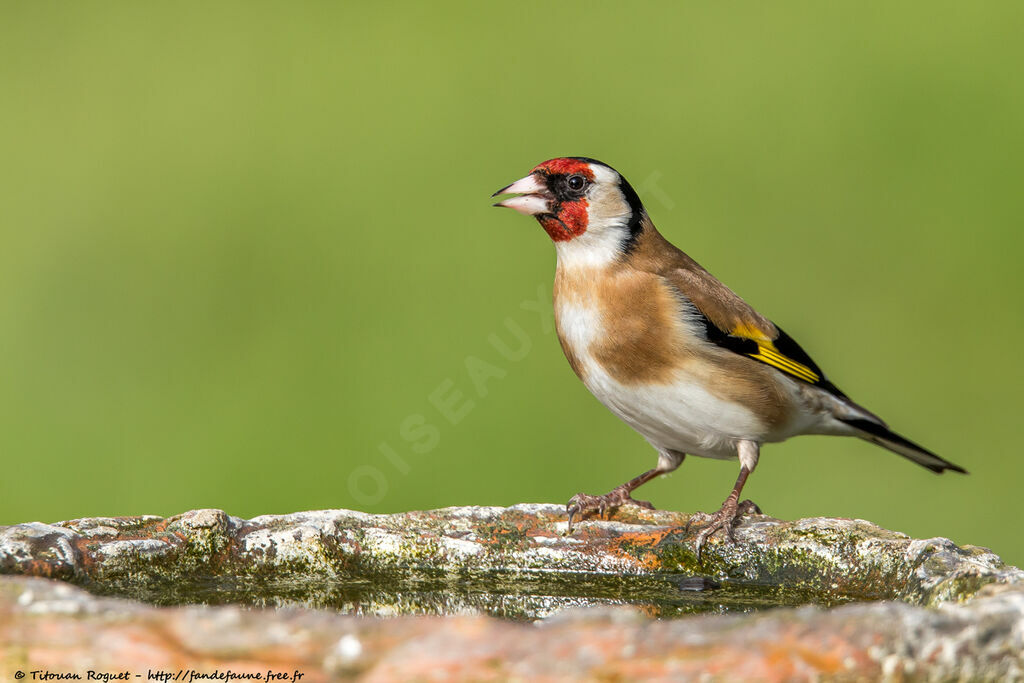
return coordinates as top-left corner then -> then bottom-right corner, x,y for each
553,168 -> 633,269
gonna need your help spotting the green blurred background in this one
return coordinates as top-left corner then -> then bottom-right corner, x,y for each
1,3 -> 1022,564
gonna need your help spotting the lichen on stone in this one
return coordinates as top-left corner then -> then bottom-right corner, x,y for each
1,505 -> 1021,620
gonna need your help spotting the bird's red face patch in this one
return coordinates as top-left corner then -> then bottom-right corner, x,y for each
539,199 -> 588,242
533,158 -> 596,180
532,158 -> 595,242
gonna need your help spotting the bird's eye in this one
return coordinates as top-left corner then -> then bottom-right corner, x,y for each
566,175 -> 586,192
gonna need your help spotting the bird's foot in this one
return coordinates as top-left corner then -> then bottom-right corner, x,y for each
687,498 -> 761,560
566,485 -> 655,533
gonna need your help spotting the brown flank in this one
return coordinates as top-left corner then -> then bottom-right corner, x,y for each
553,218 -> 794,432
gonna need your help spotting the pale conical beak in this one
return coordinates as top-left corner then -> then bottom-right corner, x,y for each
492,174 -> 552,216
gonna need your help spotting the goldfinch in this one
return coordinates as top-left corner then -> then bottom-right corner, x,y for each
493,157 -> 965,556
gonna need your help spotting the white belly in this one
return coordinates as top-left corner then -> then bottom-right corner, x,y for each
583,361 -> 769,459
557,299 -> 776,460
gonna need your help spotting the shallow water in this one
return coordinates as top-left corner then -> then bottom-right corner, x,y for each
85,568 -> 860,620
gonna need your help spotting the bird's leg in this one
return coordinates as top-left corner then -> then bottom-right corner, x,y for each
566,449 -> 684,533
687,440 -> 762,559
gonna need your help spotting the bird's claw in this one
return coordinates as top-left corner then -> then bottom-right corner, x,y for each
565,486 -> 655,533
687,498 -> 761,560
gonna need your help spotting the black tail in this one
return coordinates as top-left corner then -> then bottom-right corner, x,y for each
839,418 -> 968,474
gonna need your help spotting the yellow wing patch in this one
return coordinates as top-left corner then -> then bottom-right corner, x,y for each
731,323 -> 821,383
731,322 -> 772,343
750,343 -> 820,383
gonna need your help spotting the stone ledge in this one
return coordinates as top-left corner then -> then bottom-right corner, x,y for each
2,505 -> 1023,679
1,505 -> 1019,616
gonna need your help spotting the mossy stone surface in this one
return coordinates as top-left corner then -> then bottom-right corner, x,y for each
2,504 -> 1019,618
